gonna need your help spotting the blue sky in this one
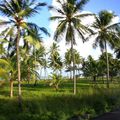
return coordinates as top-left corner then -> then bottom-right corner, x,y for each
84,0 -> 120,14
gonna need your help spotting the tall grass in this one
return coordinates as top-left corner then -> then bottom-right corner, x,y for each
0,79 -> 120,120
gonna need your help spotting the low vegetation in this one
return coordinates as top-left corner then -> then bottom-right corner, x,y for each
0,79 -> 120,120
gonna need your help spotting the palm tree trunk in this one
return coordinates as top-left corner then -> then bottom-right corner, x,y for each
71,39 -> 76,95
44,67 -> 47,80
10,79 -> 13,98
16,27 -> 22,107
105,41 -> 109,88
70,67 -> 72,80
34,79 -> 37,86
27,63 -> 30,84
27,43 -> 30,84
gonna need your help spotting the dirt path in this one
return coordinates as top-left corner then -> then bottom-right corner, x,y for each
93,110 -> 120,120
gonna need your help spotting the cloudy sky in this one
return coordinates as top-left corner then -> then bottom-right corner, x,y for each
34,0 -> 120,60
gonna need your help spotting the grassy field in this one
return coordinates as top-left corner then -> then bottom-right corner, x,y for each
0,79 -> 120,120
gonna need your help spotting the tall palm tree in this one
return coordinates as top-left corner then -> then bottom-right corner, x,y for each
89,10 -> 120,88
0,0 -> 47,106
49,0 -> 93,94
49,42 -> 63,74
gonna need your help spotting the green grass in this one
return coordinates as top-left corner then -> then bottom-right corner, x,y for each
0,79 -> 120,120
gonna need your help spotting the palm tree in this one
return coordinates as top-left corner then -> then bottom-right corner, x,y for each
82,55 -> 98,82
0,0 -> 47,106
89,10 -> 120,88
49,0 -> 93,94
65,49 -> 73,80
0,57 -> 16,98
49,42 -> 63,74
33,45 -> 46,85
114,29 -> 120,58
22,26 -> 46,84
65,48 -> 82,79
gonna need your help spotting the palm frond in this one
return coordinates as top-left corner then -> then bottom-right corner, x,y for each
106,22 -> 120,30
27,22 -> 50,36
54,20 -> 67,41
75,13 -> 94,18
99,10 -> 114,26
48,5 -> 65,15
75,0 -> 89,11
0,59 -> 9,66
50,16 -> 65,21
66,24 -> 76,44
0,19 -> 11,25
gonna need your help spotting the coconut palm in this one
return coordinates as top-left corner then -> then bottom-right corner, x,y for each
33,45 -> 47,85
89,10 -> 120,88
65,49 -> 72,80
49,42 -> 63,74
65,48 -> 82,79
49,0 -> 93,94
22,26 -> 45,84
0,57 -> 17,98
114,29 -> 120,58
0,0 -> 47,106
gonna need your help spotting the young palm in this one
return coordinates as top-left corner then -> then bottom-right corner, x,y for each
49,0 -> 93,94
89,10 -> 120,88
0,0 -> 47,106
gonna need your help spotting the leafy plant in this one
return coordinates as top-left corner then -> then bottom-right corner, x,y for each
49,73 -> 63,91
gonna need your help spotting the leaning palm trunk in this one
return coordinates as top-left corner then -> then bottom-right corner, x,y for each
16,27 -> 22,107
105,41 -> 109,88
71,39 -> 76,95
